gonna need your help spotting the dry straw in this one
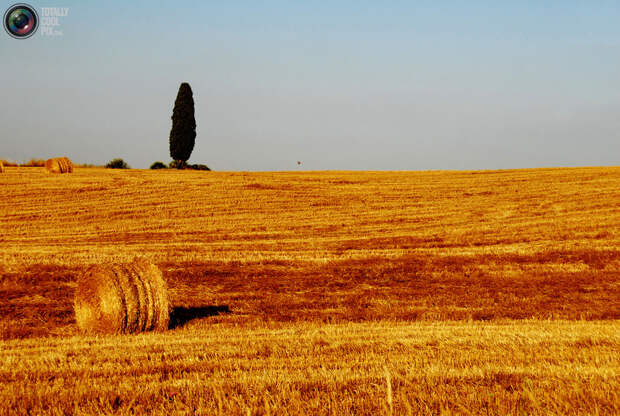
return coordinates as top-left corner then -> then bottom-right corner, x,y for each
45,157 -> 73,174
0,161 -> 4,173
74,259 -> 169,334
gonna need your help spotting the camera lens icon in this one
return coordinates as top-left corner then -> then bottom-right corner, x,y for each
4,3 -> 38,39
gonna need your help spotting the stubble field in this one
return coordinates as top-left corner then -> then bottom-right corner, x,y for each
0,166 -> 618,415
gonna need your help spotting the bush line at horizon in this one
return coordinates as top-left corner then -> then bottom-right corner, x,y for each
167,160 -> 210,170
0,158 -> 96,168
0,158 -> 53,167
0,158 -> 211,170
105,158 -> 131,169
105,158 -> 211,170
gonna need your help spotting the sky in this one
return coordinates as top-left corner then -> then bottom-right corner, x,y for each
1,1 -> 619,170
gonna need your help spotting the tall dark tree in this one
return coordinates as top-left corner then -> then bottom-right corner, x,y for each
169,82 -> 196,164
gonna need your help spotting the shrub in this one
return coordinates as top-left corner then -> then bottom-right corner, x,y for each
106,158 -> 130,169
188,164 -> 211,171
169,160 -> 187,170
150,161 -> 167,170
74,163 -> 103,168
167,161 -> 211,171
21,158 -> 46,167
0,159 -> 18,167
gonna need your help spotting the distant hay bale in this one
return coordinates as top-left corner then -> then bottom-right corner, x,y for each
63,157 -> 74,173
74,259 -> 169,334
58,156 -> 73,173
45,158 -> 59,173
45,157 -> 73,174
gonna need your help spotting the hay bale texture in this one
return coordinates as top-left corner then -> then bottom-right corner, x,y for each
0,160 -> 4,173
45,157 -> 73,173
74,259 -> 169,334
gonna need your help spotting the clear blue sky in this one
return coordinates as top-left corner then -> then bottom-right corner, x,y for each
1,1 -> 619,170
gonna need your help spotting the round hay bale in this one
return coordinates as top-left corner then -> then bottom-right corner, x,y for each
60,157 -> 69,173
45,158 -> 61,173
59,156 -> 73,173
128,260 -> 153,331
58,157 -> 67,173
74,259 -> 169,334
45,157 -> 74,173
62,157 -> 74,173
135,259 -> 169,330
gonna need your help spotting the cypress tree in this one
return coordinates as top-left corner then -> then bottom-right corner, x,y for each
169,82 -> 196,164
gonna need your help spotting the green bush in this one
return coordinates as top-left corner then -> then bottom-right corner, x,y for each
166,160 -> 211,171
188,164 -> 211,171
150,161 -> 167,170
105,158 -> 130,169
169,160 -> 187,169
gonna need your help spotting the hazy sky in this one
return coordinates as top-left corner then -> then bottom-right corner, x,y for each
1,1 -> 619,170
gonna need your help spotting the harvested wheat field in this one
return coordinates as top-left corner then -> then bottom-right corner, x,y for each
0,166 -> 618,415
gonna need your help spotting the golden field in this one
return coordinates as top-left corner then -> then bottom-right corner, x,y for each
1,321 -> 618,415
0,166 -> 619,415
